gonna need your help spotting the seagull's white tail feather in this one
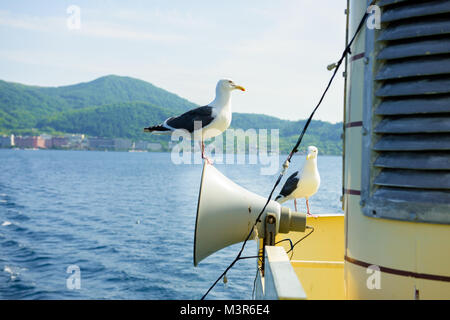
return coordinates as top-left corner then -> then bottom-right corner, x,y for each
275,195 -> 287,204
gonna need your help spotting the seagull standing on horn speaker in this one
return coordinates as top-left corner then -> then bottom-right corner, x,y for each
194,163 -> 307,266
144,79 -> 245,164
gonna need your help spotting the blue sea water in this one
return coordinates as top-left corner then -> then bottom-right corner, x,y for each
0,149 -> 342,300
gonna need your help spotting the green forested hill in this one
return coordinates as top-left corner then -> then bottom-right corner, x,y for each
0,75 -> 195,130
0,81 -> 70,130
39,75 -> 196,113
0,75 -> 343,154
38,101 -> 173,143
230,113 -> 342,155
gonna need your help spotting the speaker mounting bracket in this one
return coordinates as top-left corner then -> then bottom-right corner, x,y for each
264,213 -> 277,246
261,213 -> 277,275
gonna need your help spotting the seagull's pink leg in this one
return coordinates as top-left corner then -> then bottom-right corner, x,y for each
306,199 -> 318,218
201,140 -> 213,165
294,199 -> 298,212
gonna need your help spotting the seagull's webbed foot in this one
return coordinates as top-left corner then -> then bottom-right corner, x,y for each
202,154 -> 214,165
307,212 -> 318,218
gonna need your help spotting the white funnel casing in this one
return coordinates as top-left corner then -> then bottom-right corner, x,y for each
194,163 -> 306,266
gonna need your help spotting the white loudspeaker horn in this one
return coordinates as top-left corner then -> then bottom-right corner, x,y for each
194,163 -> 306,266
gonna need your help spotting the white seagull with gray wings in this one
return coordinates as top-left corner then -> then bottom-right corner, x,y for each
144,79 -> 245,163
276,146 -> 321,217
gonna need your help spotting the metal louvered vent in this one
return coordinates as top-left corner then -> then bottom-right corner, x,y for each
363,0 -> 450,224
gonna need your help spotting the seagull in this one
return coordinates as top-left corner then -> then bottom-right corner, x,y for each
143,79 -> 245,163
275,146 -> 320,217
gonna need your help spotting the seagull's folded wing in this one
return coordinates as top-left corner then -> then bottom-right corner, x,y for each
278,171 -> 300,198
166,106 -> 215,133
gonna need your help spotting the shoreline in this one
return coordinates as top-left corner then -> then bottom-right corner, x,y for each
0,147 -> 343,157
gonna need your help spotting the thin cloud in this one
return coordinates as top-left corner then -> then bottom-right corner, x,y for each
0,10 -> 185,44
78,21 -> 186,43
0,10 -> 62,32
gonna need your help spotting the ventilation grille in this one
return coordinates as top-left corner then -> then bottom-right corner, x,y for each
366,0 -> 450,224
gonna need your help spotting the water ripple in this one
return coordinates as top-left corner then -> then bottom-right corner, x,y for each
0,149 -> 343,299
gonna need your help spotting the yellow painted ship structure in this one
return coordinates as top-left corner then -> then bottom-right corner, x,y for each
255,0 -> 450,300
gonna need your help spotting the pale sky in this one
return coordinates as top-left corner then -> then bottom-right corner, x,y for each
0,0 -> 347,123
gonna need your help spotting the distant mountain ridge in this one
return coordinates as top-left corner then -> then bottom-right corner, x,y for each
0,75 -> 343,154
39,75 -> 196,112
0,75 -> 195,129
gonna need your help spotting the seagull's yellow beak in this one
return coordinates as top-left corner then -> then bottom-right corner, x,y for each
234,85 -> 245,91
306,154 -> 312,160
